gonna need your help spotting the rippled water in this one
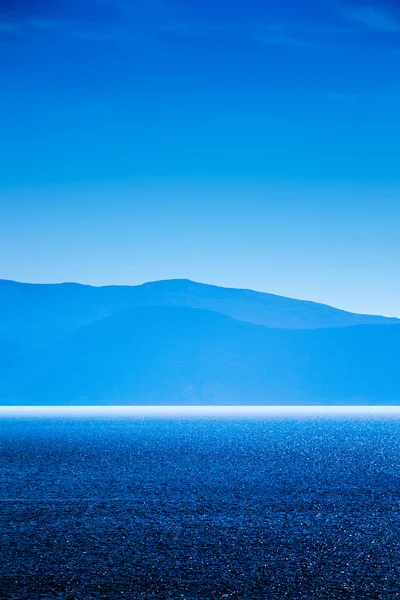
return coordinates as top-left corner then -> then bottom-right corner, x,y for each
1,417 -> 400,599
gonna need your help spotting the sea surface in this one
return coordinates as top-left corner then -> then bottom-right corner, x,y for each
1,413 -> 400,599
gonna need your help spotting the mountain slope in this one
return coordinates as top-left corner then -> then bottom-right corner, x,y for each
4,306 -> 400,406
0,278 -> 398,347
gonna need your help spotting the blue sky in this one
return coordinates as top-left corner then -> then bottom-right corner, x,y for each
1,0 -> 400,315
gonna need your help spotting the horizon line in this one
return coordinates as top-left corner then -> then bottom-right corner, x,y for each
2,406 -> 400,418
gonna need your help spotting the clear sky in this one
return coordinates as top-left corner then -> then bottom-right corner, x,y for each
1,0 -> 400,316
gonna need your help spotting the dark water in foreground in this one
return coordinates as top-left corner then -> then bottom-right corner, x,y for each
1,417 -> 400,599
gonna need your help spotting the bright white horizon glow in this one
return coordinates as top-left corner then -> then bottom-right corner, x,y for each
1,406 -> 400,418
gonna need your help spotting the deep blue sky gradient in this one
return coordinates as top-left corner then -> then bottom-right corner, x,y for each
1,0 -> 400,315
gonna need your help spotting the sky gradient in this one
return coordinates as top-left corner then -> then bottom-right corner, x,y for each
1,0 -> 400,316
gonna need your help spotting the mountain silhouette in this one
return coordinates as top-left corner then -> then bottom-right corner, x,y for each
0,278 -> 398,348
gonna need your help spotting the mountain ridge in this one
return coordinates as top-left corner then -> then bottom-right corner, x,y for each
1,276 -> 398,319
0,278 -> 398,349
1,279 -> 399,406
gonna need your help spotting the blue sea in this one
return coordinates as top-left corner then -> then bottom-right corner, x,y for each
1,412 -> 400,599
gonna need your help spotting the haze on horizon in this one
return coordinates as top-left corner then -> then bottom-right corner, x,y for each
1,0 -> 400,317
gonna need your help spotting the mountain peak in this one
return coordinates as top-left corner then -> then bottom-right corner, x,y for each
0,278 -> 398,349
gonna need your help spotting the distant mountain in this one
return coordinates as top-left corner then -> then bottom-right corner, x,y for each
3,306 -> 400,406
0,278 -> 398,347
0,340 -> 28,386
